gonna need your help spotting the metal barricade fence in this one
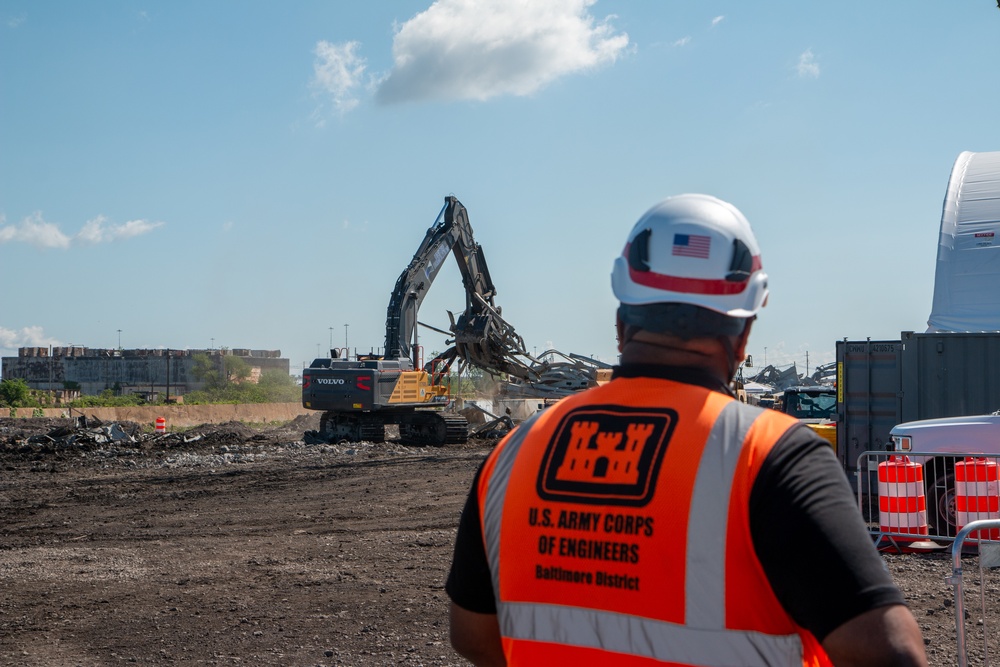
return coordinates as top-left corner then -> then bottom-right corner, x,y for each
856,451 -> 1000,546
948,519 -> 1000,667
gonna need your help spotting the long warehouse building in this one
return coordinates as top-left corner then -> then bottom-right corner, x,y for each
2,347 -> 289,399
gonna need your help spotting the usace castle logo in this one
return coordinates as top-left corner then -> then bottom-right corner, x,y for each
536,405 -> 677,507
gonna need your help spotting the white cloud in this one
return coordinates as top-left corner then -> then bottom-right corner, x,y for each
311,40 -> 367,117
0,212 -> 71,249
0,212 -> 163,249
76,215 -> 164,244
0,326 -> 60,355
6,13 -> 26,29
797,49 -> 820,78
711,16 -> 725,27
374,0 -> 629,105
672,36 -> 691,48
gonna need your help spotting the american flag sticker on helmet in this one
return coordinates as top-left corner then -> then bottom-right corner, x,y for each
672,233 -> 711,259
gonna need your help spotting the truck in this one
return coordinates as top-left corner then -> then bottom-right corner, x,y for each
780,386 -> 837,421
889,412 -> 1000,535
779,385 -> 837,448
302,196 -> 537,446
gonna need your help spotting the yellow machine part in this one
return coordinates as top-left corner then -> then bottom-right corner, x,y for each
386,370 -> 449,405
807,422 -> 837,453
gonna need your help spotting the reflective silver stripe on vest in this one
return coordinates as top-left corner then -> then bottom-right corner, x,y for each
481,399 -> 804,666
685,400 -> 759,629
483,414 -> 541,602
501,600 -> 802,666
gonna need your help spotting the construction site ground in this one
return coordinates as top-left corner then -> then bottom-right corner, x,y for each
0,416 -> 995,666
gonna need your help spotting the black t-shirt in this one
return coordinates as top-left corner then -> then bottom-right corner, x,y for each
445,365 -> 904,642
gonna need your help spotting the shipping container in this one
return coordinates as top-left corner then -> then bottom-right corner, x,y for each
836,331 -> 1000,486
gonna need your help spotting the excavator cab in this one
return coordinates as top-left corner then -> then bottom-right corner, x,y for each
781,387 -> 837,420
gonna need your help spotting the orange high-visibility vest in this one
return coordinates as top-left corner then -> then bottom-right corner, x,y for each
477,376 -> 831,666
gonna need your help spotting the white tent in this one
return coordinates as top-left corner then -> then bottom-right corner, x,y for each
927,151 -> 1000,332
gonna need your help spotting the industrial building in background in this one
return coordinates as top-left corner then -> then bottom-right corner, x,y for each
2,347 -> 289,402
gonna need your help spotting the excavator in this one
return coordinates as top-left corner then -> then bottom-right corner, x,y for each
301,196 -> 538,446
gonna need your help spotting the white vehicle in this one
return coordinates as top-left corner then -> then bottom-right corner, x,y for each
890,412 -> 1000,535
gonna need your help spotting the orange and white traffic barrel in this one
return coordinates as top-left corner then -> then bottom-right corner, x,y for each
155,417 -> 166,434
955,457 -> 1000,540
877,456 -> 928,536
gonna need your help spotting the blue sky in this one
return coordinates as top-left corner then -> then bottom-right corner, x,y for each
2,1 -> 999,377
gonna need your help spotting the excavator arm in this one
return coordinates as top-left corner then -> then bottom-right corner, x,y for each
384,198 -> 468,363
384,196 -> 538,381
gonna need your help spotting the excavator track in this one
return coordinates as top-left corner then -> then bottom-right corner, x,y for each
442,414 -> 470,445
400,412 -> 469,447
313,411 -> 466,446
316,412 -> 386,444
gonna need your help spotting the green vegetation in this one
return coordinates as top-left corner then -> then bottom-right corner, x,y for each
184,368 -> 299,404
0,378 -> 57,409
70,390 -> 146,407
0,378 -> 32,407
191,353 -> 222,389
141,353 -> 298,405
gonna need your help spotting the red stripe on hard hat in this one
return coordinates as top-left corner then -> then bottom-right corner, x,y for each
625,252 -> 762,295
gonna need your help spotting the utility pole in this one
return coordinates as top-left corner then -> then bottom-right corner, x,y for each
116,330 -> 123,395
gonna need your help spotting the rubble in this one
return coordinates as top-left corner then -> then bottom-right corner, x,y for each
0,413 -> 503,470
502,350 -> 613,399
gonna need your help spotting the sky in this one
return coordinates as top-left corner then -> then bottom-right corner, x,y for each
2,1 -> 999,379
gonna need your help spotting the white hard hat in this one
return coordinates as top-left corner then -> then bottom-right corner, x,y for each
611,194 -> 769,319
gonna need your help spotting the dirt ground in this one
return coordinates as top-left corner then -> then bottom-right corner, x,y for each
1,416 -> 996,666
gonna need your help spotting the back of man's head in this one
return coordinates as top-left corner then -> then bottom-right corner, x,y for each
610,194 -> 768,342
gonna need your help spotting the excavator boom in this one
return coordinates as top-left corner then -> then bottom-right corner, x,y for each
385,196 -> 537,381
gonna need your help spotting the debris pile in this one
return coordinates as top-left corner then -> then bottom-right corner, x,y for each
502,350 -> 613,399
0,417 -> 274,462
1,417 -> 141,456
0,412 -> 488,471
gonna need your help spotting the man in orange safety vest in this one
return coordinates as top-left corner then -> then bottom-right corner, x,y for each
446,194 -> 927,666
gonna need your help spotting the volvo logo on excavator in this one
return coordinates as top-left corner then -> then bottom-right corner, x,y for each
316,378 -> 346,385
